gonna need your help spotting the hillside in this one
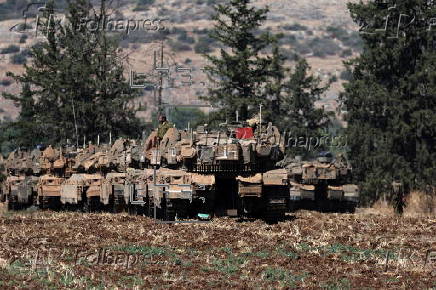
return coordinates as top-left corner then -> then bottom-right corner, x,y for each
0,0 -> 360,123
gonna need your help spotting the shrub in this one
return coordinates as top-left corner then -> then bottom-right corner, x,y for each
279,34 -> 297,46
169,107 -> 206,129
309,37 -> 341,57
170,40 -> 192,52
11,49 -> 30,65
194,37 -> 212,53
177,31 -> 195,44
294,42 -> 311,55
341,32 -> 363,50
1,45 -> 20,54
134,0 -> 155,11
340,70 -> 353,81
340,48 -> 353,57
1,79 -> 12,86
19,34 -> 28,43
326,26 -> 348,40
329,75 -> 338,83
282,23 -> 308,31
11,53 -> 26,64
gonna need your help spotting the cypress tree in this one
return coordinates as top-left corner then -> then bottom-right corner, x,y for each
201,0 -> 274,122
3,0 -> 142,147
279,58 -> 331,157
202,0 -> 331,144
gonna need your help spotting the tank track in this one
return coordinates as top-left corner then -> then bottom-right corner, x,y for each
263,188 -> 287,223
38,196 -> 60,210
113,194 -> 125,213
263,201 -> 286,223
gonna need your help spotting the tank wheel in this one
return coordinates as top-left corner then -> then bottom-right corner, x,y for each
288,200 -> 299,212
263,186 -> 287,223
137,205 -> 145,216
32,195 -> 38,207
146,199 -> 154,218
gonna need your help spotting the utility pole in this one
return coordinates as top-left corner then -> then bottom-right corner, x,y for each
154,41 -> 165,116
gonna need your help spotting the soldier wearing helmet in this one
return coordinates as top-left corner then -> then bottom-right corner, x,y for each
157,115 -> 174,140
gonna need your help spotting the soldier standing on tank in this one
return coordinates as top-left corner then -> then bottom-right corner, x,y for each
157,115 -> 173,140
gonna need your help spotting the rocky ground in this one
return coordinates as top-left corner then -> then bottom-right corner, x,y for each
0,207 -> 434,289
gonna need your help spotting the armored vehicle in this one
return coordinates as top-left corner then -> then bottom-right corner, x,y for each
0,115 -> 358,222
37,175 -> 63,209
283,152 -> 359,212
59,173 -> 105,211
104,172 -> 127,212
3,149 -> 40,209
140,119 -> 288,222
3,175 -> 37,210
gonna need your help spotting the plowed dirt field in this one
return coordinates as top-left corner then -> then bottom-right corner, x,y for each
0,208 -> 434,289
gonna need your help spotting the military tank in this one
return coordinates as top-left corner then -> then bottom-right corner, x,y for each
139,118 -> 288,222
3,148 -> 38,210
0,118 -> 358,222
281,152 -> 359,213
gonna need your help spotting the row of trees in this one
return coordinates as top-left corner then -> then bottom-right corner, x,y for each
201,0 -> 331,158
3,0 -> 142,149
3,0 -> 328,157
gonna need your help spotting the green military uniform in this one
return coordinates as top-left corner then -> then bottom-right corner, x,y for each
157,121 -> 174,139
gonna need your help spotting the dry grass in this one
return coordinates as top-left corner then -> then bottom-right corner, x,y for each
0,205 -> 434,289
404,191 -> 436,217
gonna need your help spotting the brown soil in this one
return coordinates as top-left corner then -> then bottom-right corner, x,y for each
0,206 -> 434,289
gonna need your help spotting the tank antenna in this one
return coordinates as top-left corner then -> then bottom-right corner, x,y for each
259,104 -> 262,133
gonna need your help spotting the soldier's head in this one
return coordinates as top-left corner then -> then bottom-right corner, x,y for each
159,115 -> 167,124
